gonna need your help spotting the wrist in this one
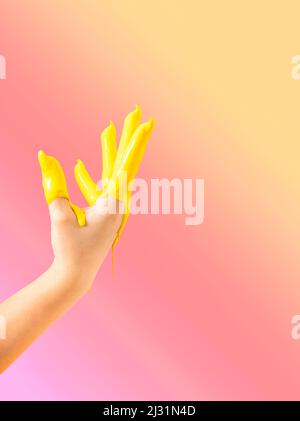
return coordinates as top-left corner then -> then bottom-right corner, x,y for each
49,259 -> 94,297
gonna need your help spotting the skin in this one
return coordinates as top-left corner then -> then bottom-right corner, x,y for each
0,106 -> 155,373
0,197 -> 122,373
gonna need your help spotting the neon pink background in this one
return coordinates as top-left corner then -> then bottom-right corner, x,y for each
1,1 -> 300,400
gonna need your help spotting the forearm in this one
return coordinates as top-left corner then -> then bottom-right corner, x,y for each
0,263 -> 90,373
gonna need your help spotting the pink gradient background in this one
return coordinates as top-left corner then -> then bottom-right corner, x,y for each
1,0 -> 300,400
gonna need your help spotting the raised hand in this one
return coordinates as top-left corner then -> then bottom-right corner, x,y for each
38,106 -> 155,256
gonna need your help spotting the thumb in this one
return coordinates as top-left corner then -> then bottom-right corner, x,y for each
49,198 -> 77,226
38,150 -> 86,227
38,150 -> 69,204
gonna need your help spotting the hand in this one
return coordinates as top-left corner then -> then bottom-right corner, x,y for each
38,106 -> 155,286
39,105 -> 155,249
49,197 -> 123,292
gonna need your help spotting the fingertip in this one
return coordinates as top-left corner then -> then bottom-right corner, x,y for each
75,159 -> 83,169
109,120 -> 116,136
38,150 -> 54,173
38,149 -> 46,166
134,118 -> 155,137
124,105 -> 142,124
146,117 -> 155,133
101,120 -> 116,141
134,104 -> 142,118
74,159 -> 88,177
38,150 -> 45,161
